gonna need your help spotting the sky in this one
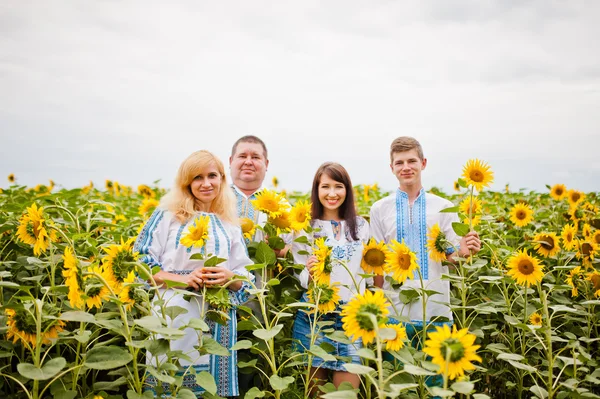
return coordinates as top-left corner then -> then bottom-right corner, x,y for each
1,1 -> 599,195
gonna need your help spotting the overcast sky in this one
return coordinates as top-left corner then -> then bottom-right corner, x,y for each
1,1 -> 599,195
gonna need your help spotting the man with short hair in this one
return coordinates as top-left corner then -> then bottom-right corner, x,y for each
371,136 -> 481,332
230,135 -> 270,233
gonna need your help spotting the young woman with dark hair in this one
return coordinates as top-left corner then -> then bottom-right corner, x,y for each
292,162 -> 370,394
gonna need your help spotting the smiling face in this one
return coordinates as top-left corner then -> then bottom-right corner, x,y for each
318,173 -> 347,219
390,149 -> 427,190
189,162 -> 222,207
229,141 -> 269,192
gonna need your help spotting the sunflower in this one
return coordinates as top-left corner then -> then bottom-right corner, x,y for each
84,265 -> 115,310
592,231 -> 600,246
423,324 -> 482,380
272,176 -> 279,188
566,205 -> 584,225
105,180 -> 113,190
506,249 -> 544,287
307,283 -> 341,314
289,200 -> 312,232
549,184 -> 567,201
582,223 -> 592,239
459,196 -> 482,227
240,217 -> 256,240
8,173 -> 15,183
268,210 -> 292,231
576,239 -> 598,267
385,239 -> 419,283
180,215 -> 210,250
567,190 -> 585,207
113,214 -> 127,224
341,290 -> 390,345
427,223 -> 448,262
138,198 -> 159,216
509,203 -> 534,227
587,271 -> 600,297
62,247 -> 85,309
103,237 -> 139,283
532,232 -> 560,258
250,189 -> 287,219
137,184 -> 155,198
453,181 -> 460,192
529,312 -> 542,326
582,202 -> 599,219
361,238 -> 390,276
561,224 -> 578,251
462,159 -> 494,192
312,238 -> 333,285
16,203 -> 56,256
5,304 -> 65,347
118,271 -> 136,310
566,266 -> 582,297
383,323 -> 408,351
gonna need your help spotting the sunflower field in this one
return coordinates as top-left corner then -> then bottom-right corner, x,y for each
0,172 -> 599,399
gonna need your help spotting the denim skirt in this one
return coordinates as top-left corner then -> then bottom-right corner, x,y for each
292,295 -> 362,371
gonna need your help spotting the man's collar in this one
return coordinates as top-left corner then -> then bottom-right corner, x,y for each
231,184 -> 264,199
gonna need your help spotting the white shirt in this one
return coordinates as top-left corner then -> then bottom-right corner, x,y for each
370,188 -> 459,325
292,217 -> 370,302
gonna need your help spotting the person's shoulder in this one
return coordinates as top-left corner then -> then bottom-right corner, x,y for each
425,192 -> 455,211
371,194 -> 395,213
355,215 -> 368,226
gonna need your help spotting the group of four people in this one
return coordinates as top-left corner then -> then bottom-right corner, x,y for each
134,135 -> 481,397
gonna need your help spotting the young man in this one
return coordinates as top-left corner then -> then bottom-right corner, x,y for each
370,136 -> 481,332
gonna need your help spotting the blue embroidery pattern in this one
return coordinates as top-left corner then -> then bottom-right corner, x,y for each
396,189 -> 429,280
134,209 -> 164,269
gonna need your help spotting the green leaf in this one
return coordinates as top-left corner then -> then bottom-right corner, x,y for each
458,178 -> 467,188
253,324 -> 284,341
177,389 -> 199,399
184,318 -> 210,332
429,387 -> 455,397
196,371 -> 217,395
530,386 -> 549,399
497,353 -> 525,361
268,236 -> 285,250
231,340 -> 253,351
451,381 -> 475,394
85,346 -> 133,370
356,348 -> 376,361
403,363 -> 436,376
255,242 -> 277,266
17,357 -> 66,380
506,359 -> 536,372
294,236 -> 310,245
246,263 -> 267,272
440,206 -> 459,213
93,376 -> 128,391
244,387 -> 266,398
163,279 -> 189,289
134,315 -> 163,330
379,327 -> 397,341
59,310 -> 96,323
308,345 -> 336,362
325,330 -> 352,345
452,222 -> 469,237
389,384 -> 419,394
53,390 -> 78,399
341,364 -> 375,375
200,338 -> 230,356
321,391 -> 358,399
205,256 -> 227,266
266,278 -> 280,286
126,390 -> 154,399
269,375 -> 294,391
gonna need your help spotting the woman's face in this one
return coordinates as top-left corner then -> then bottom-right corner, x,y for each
190,162 -> 222,205
318,173 -> 346,215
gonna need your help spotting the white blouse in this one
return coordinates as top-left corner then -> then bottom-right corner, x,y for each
292,217 -> 370,302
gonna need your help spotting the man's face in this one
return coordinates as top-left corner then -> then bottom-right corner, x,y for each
390,149 -> 427,188
230,142 -> 269,187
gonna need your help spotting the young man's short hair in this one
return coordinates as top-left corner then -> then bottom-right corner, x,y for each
231,135 -> 268,159
390,136 -> 424,161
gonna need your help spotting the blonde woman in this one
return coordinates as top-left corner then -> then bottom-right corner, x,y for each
135,150 -> 254,397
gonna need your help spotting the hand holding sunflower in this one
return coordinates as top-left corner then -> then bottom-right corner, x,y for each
458,231 -> 481,257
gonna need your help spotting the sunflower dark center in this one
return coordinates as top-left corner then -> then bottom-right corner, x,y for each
594,234 -> 600,245
441,338 -> 465,362
517,259 -> 534,275
591,275 -> 600,290
364,249 -> 385,267
571,193 -> 581,202
566,232 -> 573,241
539,236 -> 555,250
470,171 -> 484,183
555,188 -> 564,196
397,253 -> 412,270
582,243 -> 592,257
516,211 -> 526,220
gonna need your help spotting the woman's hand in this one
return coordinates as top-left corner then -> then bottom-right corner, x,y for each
200,267 -> 234,287
183,268 -> 206,291
306,255 -> 318,282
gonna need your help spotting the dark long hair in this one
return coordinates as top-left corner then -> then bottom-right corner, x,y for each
310,162 -> 359,241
